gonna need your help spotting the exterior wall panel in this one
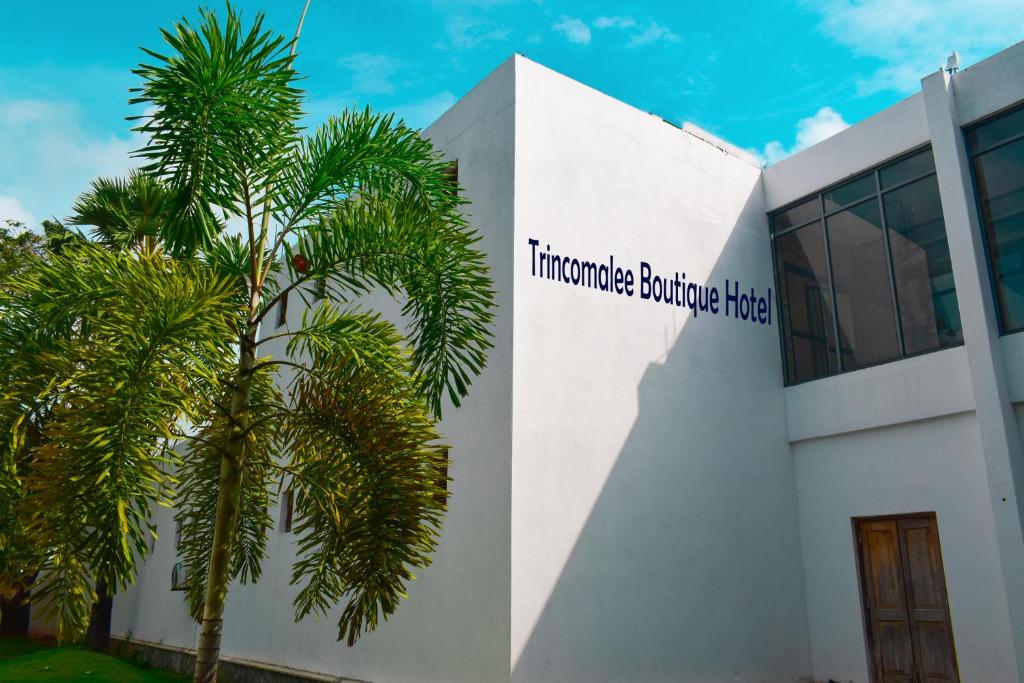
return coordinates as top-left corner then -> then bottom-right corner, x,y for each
510,57 -> 810,683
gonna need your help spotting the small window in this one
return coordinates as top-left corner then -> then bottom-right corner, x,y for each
311,276 -> 327,301
772,197 -> 820,233
967,104 -> 1024,334
171,561 -> 189,591
276,290 -> 289,328
444,160 -> 459,189
967,105 -> 1024,155
823,173 -> 875,212
174,519 -> 183,551
281,490 -> 294,533
879,148 -> 936,189
442,159 -> 459,199
434,448 -> 449,506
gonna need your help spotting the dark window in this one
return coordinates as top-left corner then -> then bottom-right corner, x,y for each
967,104 -> 1024,334
276,290 -> 289,328
883,175 -> 963,353
434,447 -> 449,506
879,148 -> 935,189
311,276 -> 327,301
770,146 -> 964,384
772,197 -> 819,233
823,173 -> 875,212
174,519 -> 183,551
282,490 -> 294,533
773,222 -> 837,382
444,160 -> 459,193
827,199 -> 901,370
171,560 -> 189,591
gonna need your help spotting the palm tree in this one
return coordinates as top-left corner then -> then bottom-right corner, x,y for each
0,4 -> 494,682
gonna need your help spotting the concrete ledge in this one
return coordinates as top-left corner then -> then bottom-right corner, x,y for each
109,636 -> 369,683
784,346 -> 974,442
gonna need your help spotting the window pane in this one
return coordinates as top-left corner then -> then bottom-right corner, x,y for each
880,148 -> 935,189
826,199 -> 901,369
773,222 -> 837,383
883,175 -> 963,353
824,173 -> 875,212
968,105 -> 1024,155
972,136 -> 1024,332
773,197 -> 820,233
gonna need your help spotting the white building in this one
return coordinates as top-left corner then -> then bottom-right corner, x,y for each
109,40 -> 1024,683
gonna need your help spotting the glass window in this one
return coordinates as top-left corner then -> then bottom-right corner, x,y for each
880,148 -> 936,189
827,199 -> 901,369
769,145 -> 963,384
967,106 -> 1024,155
884,175 -> 963,353
773,222 -> 837,383
823,173 -> 875,212
971,135 -> 1024,332
773,197 -> 820,233
276,289 -> 289,328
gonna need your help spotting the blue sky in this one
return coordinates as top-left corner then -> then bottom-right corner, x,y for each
1,0 -> 1022,227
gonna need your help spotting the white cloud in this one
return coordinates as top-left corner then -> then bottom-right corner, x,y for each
553,17 -> 592,45
0,99 -> 139,227
805,0 -> 1024,94
0,195 -> 36,227
338,53 -> 402,95
626,22 -> 680,48
762,106 -> 850,165
594,16 -> 636,30
585,16 -> 680,48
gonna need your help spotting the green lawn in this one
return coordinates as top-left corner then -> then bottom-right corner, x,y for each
0,640 -> 187,682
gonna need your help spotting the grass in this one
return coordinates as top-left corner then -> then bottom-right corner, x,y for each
0,639 -> 187,682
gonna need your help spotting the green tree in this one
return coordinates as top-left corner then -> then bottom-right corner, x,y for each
0,220 -> 47,285
0,4 -> 494,682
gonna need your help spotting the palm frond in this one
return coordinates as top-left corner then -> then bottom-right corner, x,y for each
3,245 -> 243,640
285,188 -> 495,416
68,172 -> 168,251
283,306 -> 447,645
130,3 -> 303,253
274,109 -> 458,233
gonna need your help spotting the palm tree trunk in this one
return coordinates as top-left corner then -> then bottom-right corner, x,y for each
193,334 -> 256,683
84,580 -> 112,652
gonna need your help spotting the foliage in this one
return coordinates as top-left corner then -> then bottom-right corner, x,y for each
0,221 -> 47,286
0,246 -> 243,639
1,3 -> 495,675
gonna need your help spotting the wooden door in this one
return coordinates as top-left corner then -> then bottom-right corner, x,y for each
855,515 -> 959,683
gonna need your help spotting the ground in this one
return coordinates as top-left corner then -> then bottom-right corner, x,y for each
0,638 -> 186,682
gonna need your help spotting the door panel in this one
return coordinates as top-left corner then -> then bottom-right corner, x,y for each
856,515 -> 959,683
898,517 -> 959,683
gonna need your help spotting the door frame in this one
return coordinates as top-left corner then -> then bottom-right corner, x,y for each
851,511 -> 960,683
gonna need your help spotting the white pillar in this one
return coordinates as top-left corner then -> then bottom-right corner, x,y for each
923,67 -> 1024,680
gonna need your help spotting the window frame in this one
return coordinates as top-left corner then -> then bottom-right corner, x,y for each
964,100 -> 1024,337
770,143 -> 965,386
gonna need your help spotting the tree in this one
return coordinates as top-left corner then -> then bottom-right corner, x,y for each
0,4 -> 494,682
0,220 -> 47,286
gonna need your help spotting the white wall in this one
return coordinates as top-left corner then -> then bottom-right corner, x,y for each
951,38 -> 1024,126
793,413 -> 1018,683
762,93 -> 928,212
770,37 -> 1024,682
113,56 -> 517,683
510,56 -> 811,683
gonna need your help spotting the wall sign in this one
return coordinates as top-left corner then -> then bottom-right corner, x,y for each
527,238 -> 772,326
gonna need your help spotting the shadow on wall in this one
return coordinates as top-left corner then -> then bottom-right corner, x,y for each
511,187 -> 813,683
